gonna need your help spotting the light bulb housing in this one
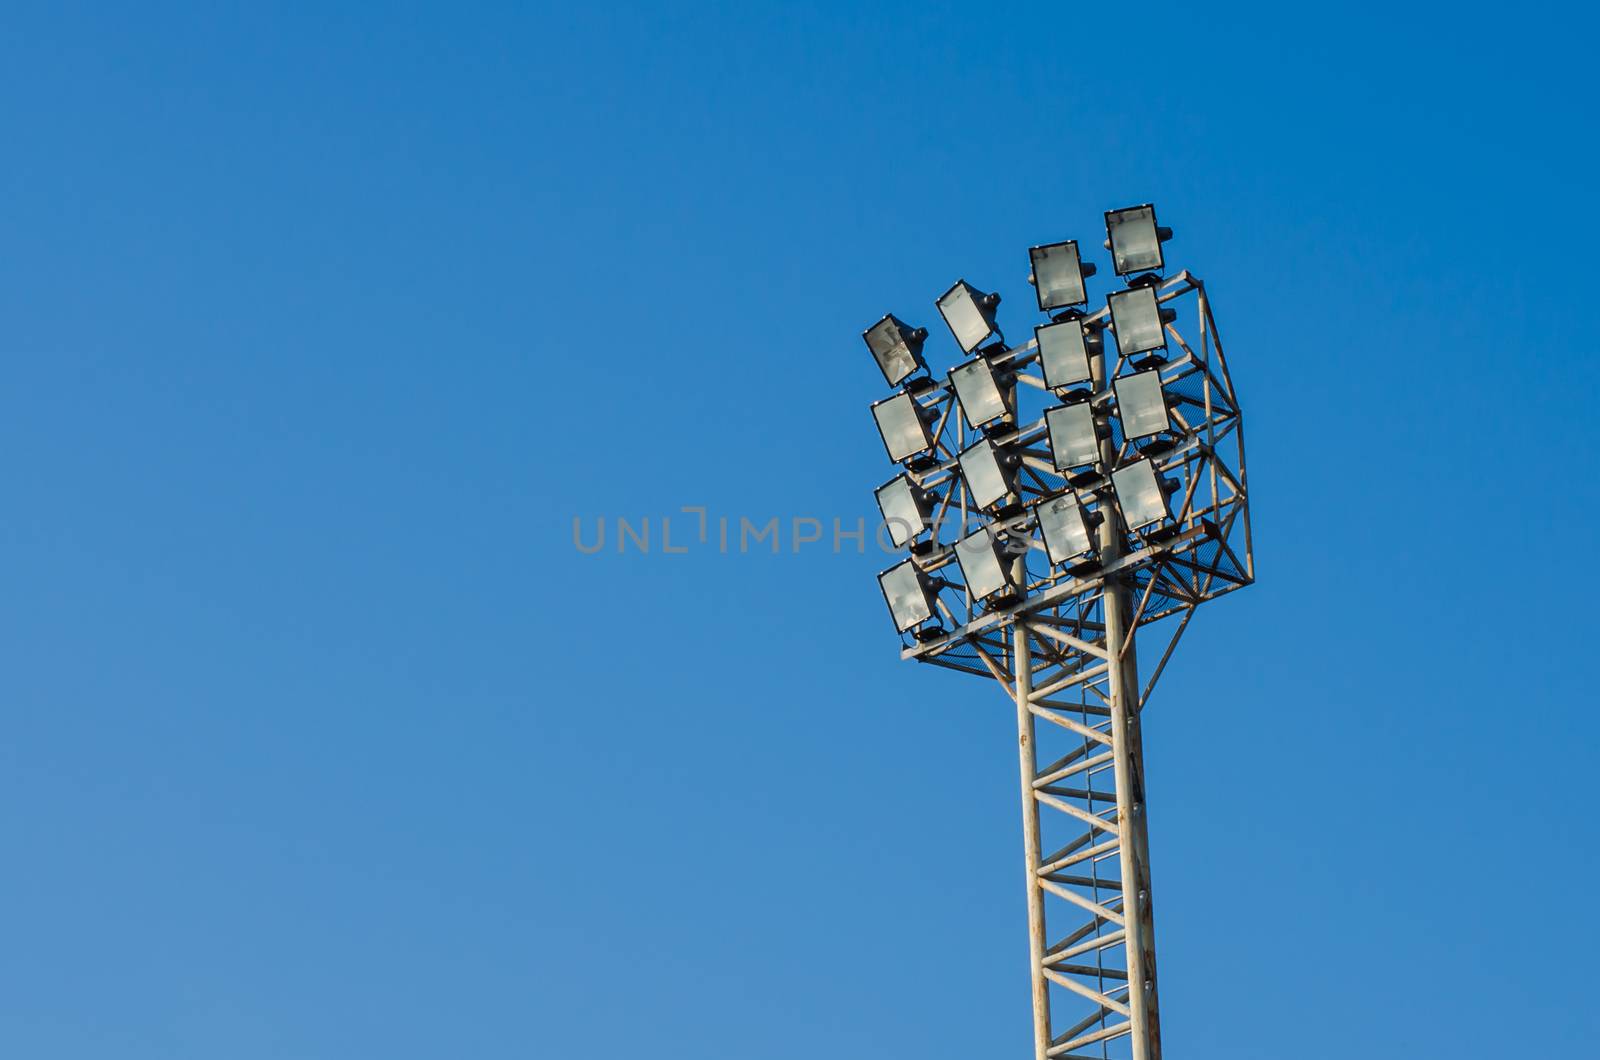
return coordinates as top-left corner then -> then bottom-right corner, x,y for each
870,391 -> 936,464
949,356 -> 1012,429
1028,239 -> 1096,311
1104,203 -> 1172,277
863,314 -> 929,388
958,438 -> 1020,511
1114,369 -> 1171,440
875,474 -> 935,548
1111,458 -> 1175,530
1045,402 -> 1100,471
1036,493 -> 1095,566
955,527 -> 1014,601
937,279 -> 1002,353
1034,318 -> 1096,391
1107,286 -> 1174,357
878,558 -> 938,632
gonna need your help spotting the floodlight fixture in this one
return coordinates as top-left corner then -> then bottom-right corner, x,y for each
1104,203 -> 1172,276
937,280 -> 1002,353
1035,494 -> 1094,567
863,314 -> 930,388
958,438 -> 1019,511
878,558 -> 938,632
1111,457 -> 1174,530
875,474 -> 934,549
871,391 -> 936,463
1045,402 -> 1100,471
1107,286 -> 1175,357
955,527 -> 1013,601
1034,318 -> 1095,391
1114,369 -> 1171,440
1028,239 -> 1096,311
949,357 -> 1011,429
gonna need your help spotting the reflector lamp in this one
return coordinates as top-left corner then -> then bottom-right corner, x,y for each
1036,494 -> 1094,566
1045,402 -> 1099,471
937,280 -> 1002,353
1114,369 -> 1170,440
1107,286 -> 1174,357
958,438 -> 1018,511
878,558 -> 937,632
1111,458 -> 1173,530
955,527 -> 1012,601
949,357 -> 1010,429
875,474 -> 933,548
1028,240 -> 1096,311
863,314 -> 929,388
1034,318 -> 1094,390
1104,204 -> 1172,276
871,392 -> 935,463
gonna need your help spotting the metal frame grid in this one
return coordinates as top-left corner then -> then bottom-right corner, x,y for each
870,271 -> 1253,1060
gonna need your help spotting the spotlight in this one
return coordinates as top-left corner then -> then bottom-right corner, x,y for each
958,438 -> 1020,511
1028,239 -> 1096,311
937,280 -> 1002,353
1104,203 -> 1172,277
1045,402 -> 1100,471
1034,318 -> 1096,391
871,392 -> 936,463
1035,493 -> 1094,567
1113,369 -> 1171,440
955,527 -> 1014,601
1111,458 -> 1176,530
863,314 -> 929,388
875,474 -> 935,549
949,357 -> 1011,429
879,558 -> 938,632
1107,286 -> 1175,358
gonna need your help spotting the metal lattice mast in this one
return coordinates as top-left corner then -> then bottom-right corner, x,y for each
865,227 -> 1254,1058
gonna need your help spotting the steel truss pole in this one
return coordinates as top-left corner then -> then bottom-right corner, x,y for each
1103,565 -> 1162,1059
1012,624 -> 1052,1060
1005,353 -> 1055,1060
1095,335 -> 1163,1060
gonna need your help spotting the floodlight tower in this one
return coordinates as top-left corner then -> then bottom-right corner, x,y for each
864,205 -> 1253,1060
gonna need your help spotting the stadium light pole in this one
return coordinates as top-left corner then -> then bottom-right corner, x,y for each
1091,333 -> 1161,1056
861,204 -> 1253,1060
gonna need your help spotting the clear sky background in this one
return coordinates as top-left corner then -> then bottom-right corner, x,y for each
2,3 -> 1596,1057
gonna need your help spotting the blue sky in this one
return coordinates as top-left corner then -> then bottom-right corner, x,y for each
1,2 -> 1596,1057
